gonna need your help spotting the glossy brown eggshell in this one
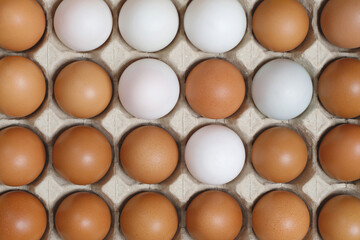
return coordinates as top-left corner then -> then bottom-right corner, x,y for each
186,190 -> 243,240
252,190 -> 310,240
318,195 -> 360,240
0,191 -> 47,240
55,192 -> 111,240
319,124 -> 360,182
120,192 -> 178,240
120,125 -> 178,184
0,126 -> 46,186
52,125 -> 112,185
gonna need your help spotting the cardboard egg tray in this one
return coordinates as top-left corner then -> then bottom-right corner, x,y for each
0,0 -> 359,239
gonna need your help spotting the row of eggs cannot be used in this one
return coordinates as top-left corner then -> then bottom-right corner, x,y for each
2,188 -> 359,240
0,55 -> 359,120
1,122 -> 359,188
1,0 -> 360,53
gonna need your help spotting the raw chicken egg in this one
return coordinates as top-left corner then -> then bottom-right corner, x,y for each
320,0 -> 360,49
120,192 -> 178,240
0,191 -> 47,240
252,190 -> 310,240
185,59 -> 246,119
118,0 -> 179,52
0,0 -> 46,51
55,192 -> 111,240
0,126 -> 45,186
318,195 -> 360,240
54,0 -> 113,52
52,125 -> 112,185
318,58 -> 360,118
252,0 -> 309,52
120,125 -> 178,184
186,190 -> 243,240
252,59 -> 313,120
184,0 -> 247,53
0,56 -> 46,117
118,58 -> 179,120
252,126 -> 308,183
319,124 -> 360,182
54,60 -> 113,118
185,125 -> 245,185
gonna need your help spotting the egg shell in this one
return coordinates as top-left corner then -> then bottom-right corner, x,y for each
252,58 -> 313,120
118,58 -> 179,120
0,0 -> 46,51
318,58 -> 360,118
0,56 -> 46,117
318,195 -> 360,240
319,124 -> 360,182
0,126 -> 45,186
184,0 -> 247,53
52,125 -> 112,185
120,192 -> 178,240
186,190 -> 243,240
185,59 -> 246,119
185,125 -> 245,185
0,191 -> 47,240
55,192 -> 111,240
120,125 -> 178,184
118,0 -> 179,52
252,0 -> 309,52
252,190 -> 310,240
252,126 -> 308,183
54,0 -> 113,52
320,0 -> 360,49
54,60 -> 113,119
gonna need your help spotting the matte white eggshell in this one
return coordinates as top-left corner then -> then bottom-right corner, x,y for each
118,58 -> 179,120
252,59 -> 313,120
184,0 -> 247,53
54,0 -> 113,52
185,125 -> 245,185
118,0 -> 179,52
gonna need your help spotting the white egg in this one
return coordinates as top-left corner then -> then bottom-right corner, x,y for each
118,59 -> 179,120
252,59 -> 313,120
118,0 -> 179,52
185,125 -> 245,185
184,0 -> 247,53
54,0 -> 113,52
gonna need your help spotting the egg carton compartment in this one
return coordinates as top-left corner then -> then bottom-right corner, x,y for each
0,0 -> 359,239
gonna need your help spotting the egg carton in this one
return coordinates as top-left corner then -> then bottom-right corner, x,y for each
0,0 -> 359,239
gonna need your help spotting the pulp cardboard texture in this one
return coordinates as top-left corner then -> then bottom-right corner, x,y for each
0,0 -> 359,239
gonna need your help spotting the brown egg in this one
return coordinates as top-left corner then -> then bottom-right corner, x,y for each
0,0 -> 45,51
318,195 -> 360,240
0,191 -> 47,240
186,190 -> 243,240
185,59 -> 245,119
251,127 -> 308,183
318,58 -> 360,118
0,126 -> 45,186
53,125 -> 112,185
0,56 -> 46,117
54,61 -> 112,118
320,0 -> 360,49
319,124 -> 360,182
252,0 -> 309,52
120,192 -> 178,240
252,190 -> 310,240
120,126 -> 178,184
55,192 -> 111,240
